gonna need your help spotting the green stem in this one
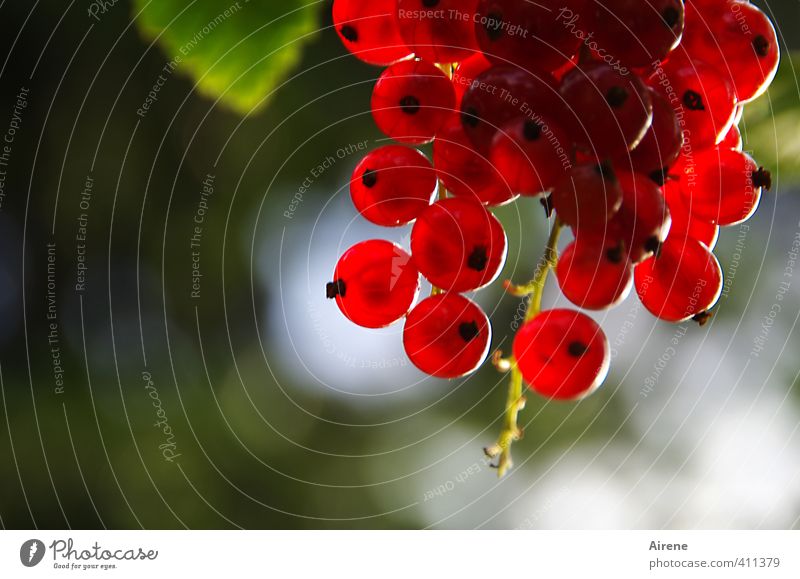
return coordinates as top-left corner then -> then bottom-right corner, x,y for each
488,219 -> 564,477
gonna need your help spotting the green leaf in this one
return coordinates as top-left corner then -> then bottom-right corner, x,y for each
741,51 -> 800,185
133,0 -> 323,114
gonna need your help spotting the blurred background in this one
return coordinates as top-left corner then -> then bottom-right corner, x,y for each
0,0 -> 799,529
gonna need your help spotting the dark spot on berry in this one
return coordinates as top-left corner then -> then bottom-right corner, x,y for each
605,86 -> 629,108
645,236 -> 663,256
567,341 -> 588,357
467,246 -> 489,271
606,243 -> 625,264
462,107 -> 480,127
648,167 -> 669,186
595,160 -> 617,183
692,311 -> 713,326
362,168 -> 377,188
484,12 -> 505,41
753,35 -> 770,58
459,321 -> 480,342
753,166 -> 772,190
540,195 -> 554,218
326,279 -> 346,299
340,25 -> 358,43
523,120 -> 542,141
683,90 -> 705,111
422,0 -> 440,7
400,95 -> 420,115
661,6 -> 680,29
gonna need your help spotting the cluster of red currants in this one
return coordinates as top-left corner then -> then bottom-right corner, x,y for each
327,0 -> 778,403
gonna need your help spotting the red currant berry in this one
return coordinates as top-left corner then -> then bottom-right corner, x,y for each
460,66 -> 560,151
371,59 -> 456,145
411,197 -> 507,293
619,87 -> 683,183
557,238 -> 634,310
585,0 -> 684,69
560,62 -> 654,157
663,180 -> 719,250
719,123 -> 743,151
351,146 -> 438,227
675,148 -> 770,226
333,0 -> 412,66
648,54 -> 736,151
395,0 -> 480,64
452,53 -> 492,106
634,236 -> 723,322
403,293 -> 491,378
551,161 -> 623,233
474,0 -> 584,73
328,240 -> 420,328
610,170 -> 671,264
682,0 -> 780,102
490,116 -> 572,196
434,115 -> 516,206
513,309 -> 610,400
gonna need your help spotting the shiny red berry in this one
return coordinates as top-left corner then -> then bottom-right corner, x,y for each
585,0 -> 684,69
663,180 -> 719,250
395,0 -> 480,63
411,197 -> 508,292
434,115 -> 516,206
682,0 -> 780,102
675,148 -> 769,226
333,0 -> 412,65
560,62 -> 654,156
474,0 -> 583,73
513,309 -> 610,400
490,116 -> 572,196
609,170 -> 671,264
719,123 -> 743,151
551,161 -> 623,234
403,293 -> 491,378
328,240 -> 420,328
648,54 -> 736,151
452,53 -> 492,106
557,238 -> 634,310
460,66 -> 560,151
634,236 -> 723,322
371,59 -> 456,145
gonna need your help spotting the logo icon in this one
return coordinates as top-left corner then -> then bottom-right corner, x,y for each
20,539 -> 46,567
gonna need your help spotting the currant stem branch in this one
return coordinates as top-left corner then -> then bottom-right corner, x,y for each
488,218 -> 564,477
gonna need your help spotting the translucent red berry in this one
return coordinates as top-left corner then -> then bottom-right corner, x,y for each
560,62 -> 654,157
411,197 -> 508,293
648,54 -> 736,150
513,309 -> 610,400
403,293 -> 491,378
719,123 -> 743,151
557,238 -> 634,310
395,0 -> 480,64
461,66 -> 559,151
551,161 -> 623,234
609,170 -> 671,264
675,148 -> 769,226
682,0 -> 779,102
328,240 -> 420,328
434,116 -> 516,206
474,0 -> 583,74
634,236 -> 723,323
619,87 -> 683,183
662,180 -> 719,250
371,59 -> 456,145
350,146 -> 437,227
333,0 -> 412,66
490,116 -> 572,196
585,0 -> 684,68
452,53 -> 492,106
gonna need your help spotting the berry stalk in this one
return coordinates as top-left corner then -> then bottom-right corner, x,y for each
487,219 -> 564,477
